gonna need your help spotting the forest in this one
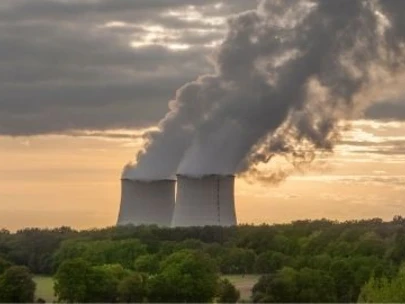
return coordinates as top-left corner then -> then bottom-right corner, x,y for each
2,217 -> 405,302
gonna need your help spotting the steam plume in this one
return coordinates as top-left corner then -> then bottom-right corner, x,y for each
125,0 -> 405,181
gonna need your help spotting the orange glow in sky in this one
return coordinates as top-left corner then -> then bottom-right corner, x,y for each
1,120 -> 405,231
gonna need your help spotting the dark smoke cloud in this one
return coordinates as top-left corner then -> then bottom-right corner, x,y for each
126,0 -> 405,180
366,99 -> 405,121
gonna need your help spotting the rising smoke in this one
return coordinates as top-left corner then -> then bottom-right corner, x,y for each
124,0 -> 405,181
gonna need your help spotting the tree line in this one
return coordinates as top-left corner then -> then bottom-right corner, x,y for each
2,217 -> 405,302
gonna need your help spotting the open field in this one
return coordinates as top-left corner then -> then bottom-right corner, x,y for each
33,276 -> 55,303
223,274 -> 260,301
34,274 -> 259,302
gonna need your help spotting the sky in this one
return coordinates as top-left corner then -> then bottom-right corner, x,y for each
1,0 -> 405,231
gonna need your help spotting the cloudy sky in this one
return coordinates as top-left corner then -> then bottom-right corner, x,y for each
1,0 -> 405,231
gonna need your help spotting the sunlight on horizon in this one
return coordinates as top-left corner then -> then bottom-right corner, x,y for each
1,120 -> 405,231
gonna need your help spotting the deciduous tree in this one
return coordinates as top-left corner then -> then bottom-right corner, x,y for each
216,278 -> 240,303
0,266 -> 36,303
148,250 -> 218,303
118,273 -> 148,303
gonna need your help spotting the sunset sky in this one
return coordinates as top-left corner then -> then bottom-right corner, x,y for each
1,0 -> 405,231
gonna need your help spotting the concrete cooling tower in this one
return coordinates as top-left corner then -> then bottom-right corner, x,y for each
172,174 -> 237,227
117,179 -> 175,226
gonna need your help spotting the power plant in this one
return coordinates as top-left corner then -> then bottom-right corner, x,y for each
117,178 -> 175,226
117,175 -> 237,227
172,174 -> 237,227
115,1 -> 405,228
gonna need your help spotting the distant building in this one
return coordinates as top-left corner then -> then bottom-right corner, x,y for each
172,174 -> 237,227
117,179 -> 175,226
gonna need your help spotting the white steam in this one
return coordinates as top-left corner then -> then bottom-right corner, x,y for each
124,0 -> 405,181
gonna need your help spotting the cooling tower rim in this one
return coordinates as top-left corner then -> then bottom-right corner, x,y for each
176,173 -> 235,179
121,177 -> 176,182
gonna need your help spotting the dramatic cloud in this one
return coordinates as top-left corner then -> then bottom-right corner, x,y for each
298,174 -> 405,189
3,0 -> 405,185
0,0 -> 256,135
365,98 -> 405,121
128,0 -> 405,180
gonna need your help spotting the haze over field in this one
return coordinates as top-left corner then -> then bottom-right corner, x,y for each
1,0 -> 405,230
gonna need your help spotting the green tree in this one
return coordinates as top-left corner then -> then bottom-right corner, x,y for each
103,239 -> 147,269
252,267 -> 336,303
55,260 -> 128,303
307,254 -> 332,271
54,258 -> 93,302
0,257 -> 12,275
216,278 -> 240,303
54,239 -> 147,269
254,251 -> 289,274
326,240 -> 353,257
354,232 -> 386,257
296,267 -> 336,302
220,248 -> 256,274
359,264 -> 405,302
358,275 -> 405,302
148,250 -> 218,303
177,239 -> 205,250
88,264 -> 128,302
118,273 -> 148,303
330,260 -> 356,302
389,229 -> 405,263
0,266 -> 36,303
272,234 -> 297,255
134,254 -> 159,274
3,227 -> 74,274
252,267 -> 298,303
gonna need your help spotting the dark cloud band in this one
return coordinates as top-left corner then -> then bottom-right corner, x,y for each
0,0 -> 256,136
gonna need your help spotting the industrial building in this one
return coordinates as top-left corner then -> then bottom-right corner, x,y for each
171,174 -> 237,227
117,178 -> 175,226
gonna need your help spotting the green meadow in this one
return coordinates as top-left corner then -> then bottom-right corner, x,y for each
223,275 -> 260,301
34,275 -> 258,303
33,276 -> 55,303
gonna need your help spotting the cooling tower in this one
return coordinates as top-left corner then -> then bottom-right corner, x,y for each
172,174 -> 237,227
117,179 -> 175,226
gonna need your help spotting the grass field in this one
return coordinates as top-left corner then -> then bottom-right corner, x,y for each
223,274 -> 260,301
34,274 -> 259,302
33,276 -> 55,303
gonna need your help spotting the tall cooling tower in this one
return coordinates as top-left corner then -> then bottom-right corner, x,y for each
117,179 -> 175,226
172,174 -> 237,227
